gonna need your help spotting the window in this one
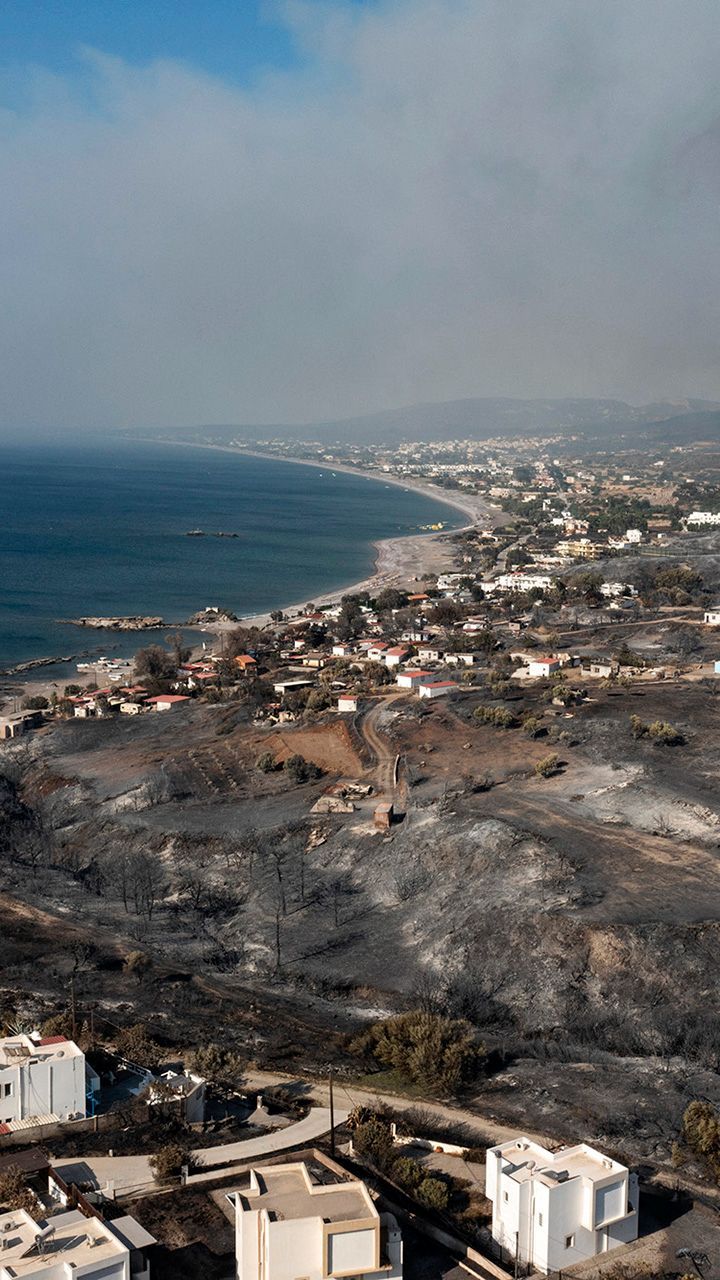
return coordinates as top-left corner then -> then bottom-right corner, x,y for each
538,1213 -> 543,1226
3,1083 -> 12,1098
503,1191 -> 509,1202
565,1235 -> 575,1250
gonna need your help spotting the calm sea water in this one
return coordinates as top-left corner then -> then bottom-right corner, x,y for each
0,440 -> 460,671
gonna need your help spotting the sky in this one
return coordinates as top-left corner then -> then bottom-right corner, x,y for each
1,0 -> 720,434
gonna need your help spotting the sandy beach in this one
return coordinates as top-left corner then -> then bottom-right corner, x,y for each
2,442 -> 504,698
152,440 -> 504,631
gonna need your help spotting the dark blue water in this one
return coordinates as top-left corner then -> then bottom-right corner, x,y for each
0,440 -> 460,671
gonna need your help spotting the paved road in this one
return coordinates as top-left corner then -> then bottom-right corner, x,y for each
52,1105 -> 347,1196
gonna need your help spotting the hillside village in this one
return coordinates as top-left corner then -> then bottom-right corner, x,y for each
5,436 -> 720,1278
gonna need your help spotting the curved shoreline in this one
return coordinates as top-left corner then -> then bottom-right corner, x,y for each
4,441 -> 504,680
146,438 -> 503,629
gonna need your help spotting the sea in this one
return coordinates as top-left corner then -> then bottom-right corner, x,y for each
0,439 -> 461,675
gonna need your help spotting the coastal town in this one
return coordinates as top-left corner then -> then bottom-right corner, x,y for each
3,428 -> 720,1276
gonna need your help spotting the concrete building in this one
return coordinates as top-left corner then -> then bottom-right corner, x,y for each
234,1161 -> 402,1280
145,695 -> 191,711
0,1035 -> 90,1129
337,695 -> 359,713
704,608 -> 720,626
687,511 -> 720,525
0,1208 -> 155,1280
384,647 -> 409,668
148,1069 -> 206,1124
396,670 -> 432,689
417,680 -> 457,699
526,658 -> 561,679
495,572 -> 554,593
0,710 -> 45,740
486,1137 -> 638,1275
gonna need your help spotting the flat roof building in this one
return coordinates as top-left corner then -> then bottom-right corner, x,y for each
234,1161 -> 402,1280
0,1034 -> 89,1130
486,1137 -> 638,1275
0,1208 -> 155,1280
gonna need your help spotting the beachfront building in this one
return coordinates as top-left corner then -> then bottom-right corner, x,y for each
234,1161 -> 403,1280
486,1137 -> 638,1275
0,1034 -> 91,1129
0,1208 -> 155,1280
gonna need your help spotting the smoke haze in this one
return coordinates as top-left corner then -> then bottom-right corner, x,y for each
2,0 -> 720,434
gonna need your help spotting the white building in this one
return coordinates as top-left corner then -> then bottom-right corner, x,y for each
0,1208 -> 155,1280
416,647 -> 443,663
337,695 -> 359,713
0,1035 -> 88,1128
149,1069 -> 206,1124
688,511 -> 720,526
383,647 -> 409,668
234,1161 -> 402,1280
601,582 -> 638,598
486,1137 -> 638,1275
495,572 -> 554,593
704,608 -> 720,626
625,528 -> 643,543
417,680 -> 457,699
526,658 -> 561,679
396,670 -> 433,689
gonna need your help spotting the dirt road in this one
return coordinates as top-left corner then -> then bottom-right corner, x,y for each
359,692 -> 407,801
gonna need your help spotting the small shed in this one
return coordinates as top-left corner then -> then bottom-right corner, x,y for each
374,802 -> 394,830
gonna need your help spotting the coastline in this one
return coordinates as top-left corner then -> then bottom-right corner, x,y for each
2,440 -> 504,690
145,437 -> 504,630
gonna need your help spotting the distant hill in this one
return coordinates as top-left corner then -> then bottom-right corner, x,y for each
142,396 -> 720,447
641,410 -> 720,444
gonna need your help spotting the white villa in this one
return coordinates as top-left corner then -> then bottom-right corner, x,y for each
0,1034 -> 91,1130
0,1208 -> 155,1280
486,1137 -> 638,1275
234,1161 -> 402,1280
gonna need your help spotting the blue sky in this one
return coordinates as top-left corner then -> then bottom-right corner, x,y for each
0,0 -> 369,86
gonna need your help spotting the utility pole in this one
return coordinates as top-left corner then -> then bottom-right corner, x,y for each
514,1231 -> 519,1280
70,978 -> 77,1042
329,1067 -> 336,1157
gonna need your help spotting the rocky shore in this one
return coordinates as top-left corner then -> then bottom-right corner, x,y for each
63,616 -> 166,631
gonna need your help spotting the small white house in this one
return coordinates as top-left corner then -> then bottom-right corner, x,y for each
526,657 -> 561,679
150,1069 -> 206,1124
625,528 -> 643,543
0,1034 -> 89,1128
0,1208 -> 155,1280
486,1137 -> 638,1276
417,681 -> 458,699
396,670 -> 433,689
417,647 -> 443,663
332,643 -> 354,657
337,695 -> 359,713
384,647 -> 410,668
234,1161 -> 402,1280
704,608 -> 720,626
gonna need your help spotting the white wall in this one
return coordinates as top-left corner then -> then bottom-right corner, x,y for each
0,1052 -> 86,1124
327,1227 -> 376,1274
